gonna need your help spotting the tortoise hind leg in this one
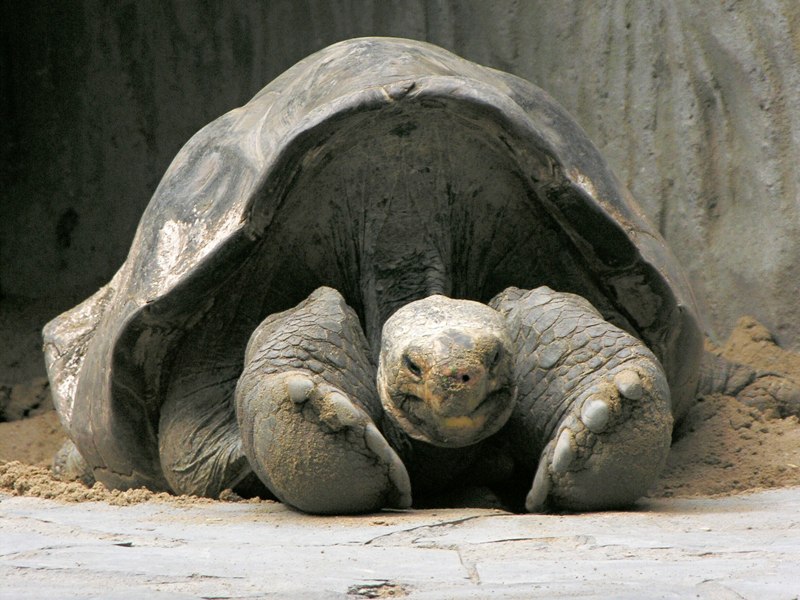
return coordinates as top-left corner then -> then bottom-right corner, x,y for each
491,287 -> 672,512
158,371 -> 262,498
235,286 -> 411,514
53,439 -> 96,487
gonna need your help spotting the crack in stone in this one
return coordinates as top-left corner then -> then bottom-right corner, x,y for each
363,514 -> 506,545
455,546 -> 481,585
696,579 -> 749,599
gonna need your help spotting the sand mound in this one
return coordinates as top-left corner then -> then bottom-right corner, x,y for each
651,394 -> 800,497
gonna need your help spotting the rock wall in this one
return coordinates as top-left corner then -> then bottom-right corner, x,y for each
2,1 -> 798,348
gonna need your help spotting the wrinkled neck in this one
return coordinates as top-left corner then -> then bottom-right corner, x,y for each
362,242 -> 449,360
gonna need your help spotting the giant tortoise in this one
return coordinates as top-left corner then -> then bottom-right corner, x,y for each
45,37 -> 710,514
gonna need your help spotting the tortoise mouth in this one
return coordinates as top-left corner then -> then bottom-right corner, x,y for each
386,385 -> 516,448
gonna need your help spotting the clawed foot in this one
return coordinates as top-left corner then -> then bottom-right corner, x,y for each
526,362 -> 672,512
237,370 -> 411,514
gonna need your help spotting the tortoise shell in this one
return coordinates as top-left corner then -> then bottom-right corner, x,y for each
44,37 -> 703,491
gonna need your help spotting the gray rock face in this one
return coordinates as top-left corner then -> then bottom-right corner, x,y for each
0,378 -> 51,422
505,2 -> 800,350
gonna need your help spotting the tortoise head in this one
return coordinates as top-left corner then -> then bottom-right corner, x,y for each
377,295 -> 516,447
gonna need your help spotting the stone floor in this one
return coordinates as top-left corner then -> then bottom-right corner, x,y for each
2,488 -> 799,599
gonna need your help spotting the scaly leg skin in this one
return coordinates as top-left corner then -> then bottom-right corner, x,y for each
491,286 -> 673,512
53,439 -> 96,487
699,345 -> 800,419
235,287 -> 411,514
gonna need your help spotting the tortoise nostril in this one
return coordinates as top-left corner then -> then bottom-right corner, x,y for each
461,374 -> 471,383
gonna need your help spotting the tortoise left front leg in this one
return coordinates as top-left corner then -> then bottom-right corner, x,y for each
491,286 -> 673,512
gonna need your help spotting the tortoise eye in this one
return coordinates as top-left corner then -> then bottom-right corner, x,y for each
403,354 -> 423,377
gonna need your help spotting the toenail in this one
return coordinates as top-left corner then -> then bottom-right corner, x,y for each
581,398 -> 610,432
614,369 -> 643,400
365,424 -> 412,508
552,429 -> 576,473
526,451 -> 552,512
328,392 -> 362,427
287,377 -> 314,403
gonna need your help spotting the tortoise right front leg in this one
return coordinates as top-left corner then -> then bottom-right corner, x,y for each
235,287 -> 411,514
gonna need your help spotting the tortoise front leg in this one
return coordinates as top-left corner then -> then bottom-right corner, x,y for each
490,287 -> 673,512
235,286 -> 411,514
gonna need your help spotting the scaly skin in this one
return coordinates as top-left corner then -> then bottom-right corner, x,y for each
491,287 -> 673,511
228,285 -> 672,513
377,295 -> 516,448
234,287 -> 410,514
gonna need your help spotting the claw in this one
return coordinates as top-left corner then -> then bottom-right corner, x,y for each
365,423 -> 412,508
324,392 -> 363,430
581,398 -> 610,433
552,429 -> 575,473
287,376 -> 314,404
614,369 -> 643,400
525,444 -> 552,512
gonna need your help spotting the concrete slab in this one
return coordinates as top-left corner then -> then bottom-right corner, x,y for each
2,488 -> 799,599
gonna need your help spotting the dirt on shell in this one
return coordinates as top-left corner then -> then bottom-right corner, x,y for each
1,314 -> 798,506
